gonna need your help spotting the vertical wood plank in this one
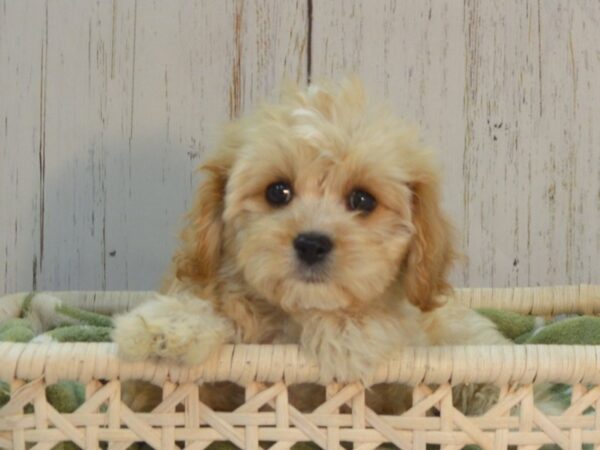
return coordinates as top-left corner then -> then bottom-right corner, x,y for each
535,1 -> 600,286
0,1 -> 47,292
39,0 -> 136,291
463,0 -> 600,286
462,0 -> 544,286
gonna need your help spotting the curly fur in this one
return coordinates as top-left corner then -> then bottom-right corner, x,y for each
113,78 -> 510,414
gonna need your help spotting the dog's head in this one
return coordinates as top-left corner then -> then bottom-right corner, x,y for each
174,79 -> 455,313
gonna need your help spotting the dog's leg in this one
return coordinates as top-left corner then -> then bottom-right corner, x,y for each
112,294 -> 234,365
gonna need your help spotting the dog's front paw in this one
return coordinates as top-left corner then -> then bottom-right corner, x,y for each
112,294 -> 233,365
300,314 -> 390,383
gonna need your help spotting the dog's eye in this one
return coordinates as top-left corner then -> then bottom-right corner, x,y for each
266,182 -> 293,206
348,189 -> 376,213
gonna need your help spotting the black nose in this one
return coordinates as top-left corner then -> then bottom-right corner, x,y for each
293,232 -> 333,265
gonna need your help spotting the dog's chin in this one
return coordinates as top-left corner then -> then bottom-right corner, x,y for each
244,267 -> 353,312
296,274 -> 327,284
295,265 -> 330,284
279,278 -> 352,312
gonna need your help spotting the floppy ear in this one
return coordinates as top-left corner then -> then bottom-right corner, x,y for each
172,154 -> 232,285
402,177 -> 456,311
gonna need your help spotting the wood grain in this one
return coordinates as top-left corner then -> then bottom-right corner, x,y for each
311,0 -> 600,287
1,0 -> 599,293
0,0 -> 308,292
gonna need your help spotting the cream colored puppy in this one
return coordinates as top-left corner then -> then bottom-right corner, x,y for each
113,79 -> 508,411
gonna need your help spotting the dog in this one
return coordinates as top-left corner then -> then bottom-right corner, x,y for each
113,78 -> 509,414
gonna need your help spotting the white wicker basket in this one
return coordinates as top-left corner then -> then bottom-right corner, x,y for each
0,285 -> 599,449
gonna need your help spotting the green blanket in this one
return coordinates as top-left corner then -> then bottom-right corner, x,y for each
1,293 -> 598,450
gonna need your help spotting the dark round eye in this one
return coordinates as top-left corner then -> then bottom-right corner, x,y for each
348,189 -> 377,213
266,182 -> 293,206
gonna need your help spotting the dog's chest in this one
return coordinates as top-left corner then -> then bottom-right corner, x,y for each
242,312 -> 301,345
220,294 -> 301,344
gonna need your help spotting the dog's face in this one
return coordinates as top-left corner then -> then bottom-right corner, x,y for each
174,80 -> 455,314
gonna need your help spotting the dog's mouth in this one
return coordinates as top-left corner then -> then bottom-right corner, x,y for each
295,266 -> 329,284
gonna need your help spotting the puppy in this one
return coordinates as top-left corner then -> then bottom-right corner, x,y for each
113,79 -> 508,413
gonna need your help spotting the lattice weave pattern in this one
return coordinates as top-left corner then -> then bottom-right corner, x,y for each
2,378 -> 600,449
0,285 -> 599,449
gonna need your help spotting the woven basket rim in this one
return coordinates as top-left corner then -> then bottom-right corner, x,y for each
0,285 -> 599,386
0,342 -> 600,386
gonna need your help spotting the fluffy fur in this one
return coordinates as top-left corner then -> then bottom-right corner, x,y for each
113,79 -> 509,413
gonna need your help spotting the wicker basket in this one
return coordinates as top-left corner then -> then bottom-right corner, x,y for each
0,285 -> 599,450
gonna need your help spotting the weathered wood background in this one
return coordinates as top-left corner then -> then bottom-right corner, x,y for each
1,0 -> 599,294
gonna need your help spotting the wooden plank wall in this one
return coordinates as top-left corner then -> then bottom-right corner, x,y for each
1,0 -> 599,293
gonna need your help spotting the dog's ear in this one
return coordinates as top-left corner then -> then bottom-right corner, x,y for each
172,151 -> 234,285
402,176 -> 456,311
